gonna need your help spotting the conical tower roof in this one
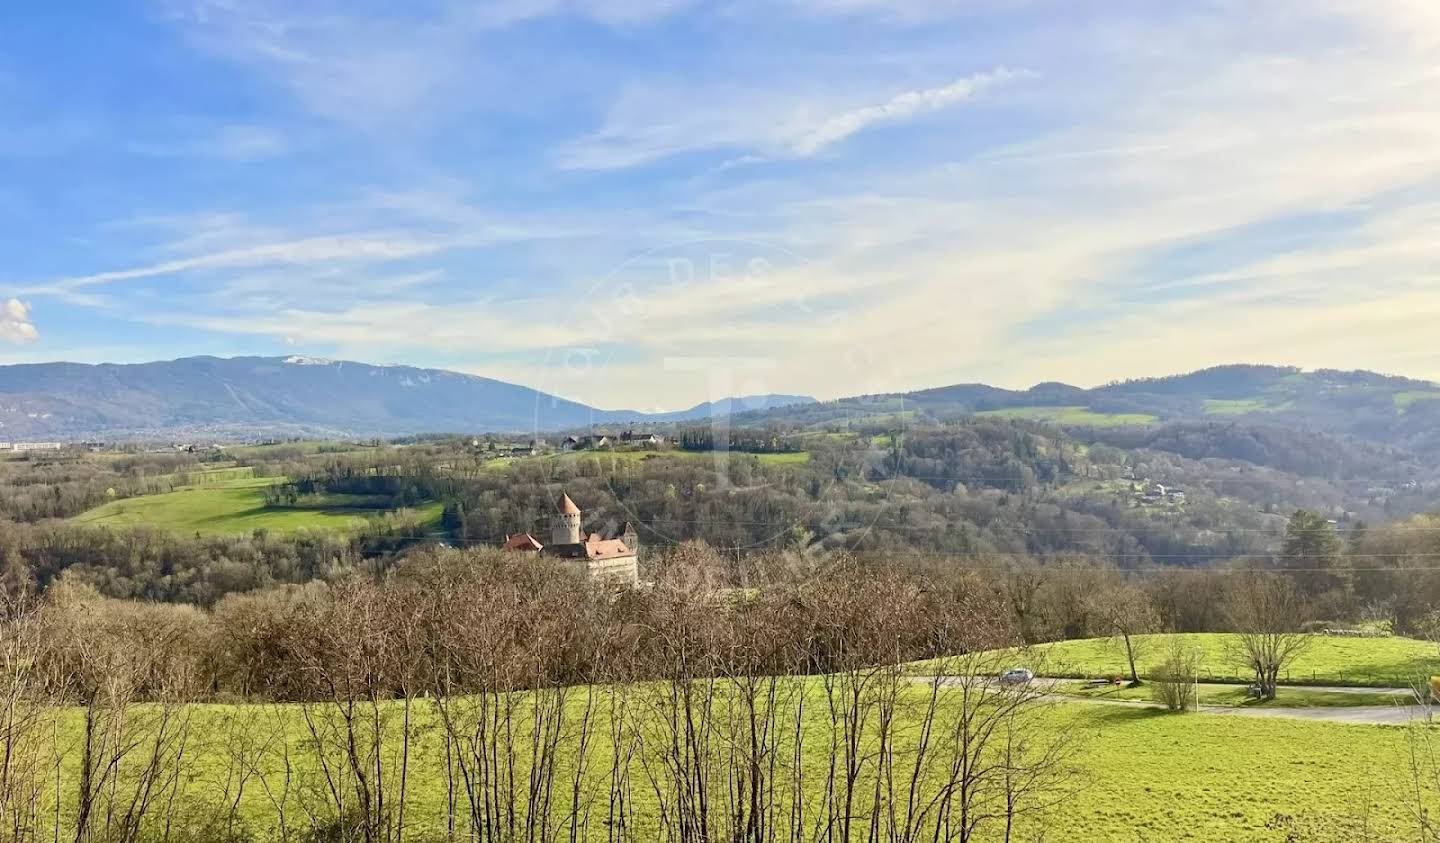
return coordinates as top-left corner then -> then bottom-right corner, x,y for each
557,492 -> 581,515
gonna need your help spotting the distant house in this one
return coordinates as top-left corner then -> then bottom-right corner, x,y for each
501,492 -> 639,585
560,436 -> 579,452
620,431 -> 664,447
9,442 -> 61,452
578,435 -> 611,450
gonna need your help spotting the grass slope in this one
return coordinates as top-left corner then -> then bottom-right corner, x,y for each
976,405 -> 1159,427
72,476 -> 442,535
32,689 -> 1427,842
1009,633 -> 1440,687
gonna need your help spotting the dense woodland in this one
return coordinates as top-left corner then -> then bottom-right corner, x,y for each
0,415 -> 1437,638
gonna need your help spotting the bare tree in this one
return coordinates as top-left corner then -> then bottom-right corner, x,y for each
1088,582 -> 1160,684
1225,575 -> 1312,699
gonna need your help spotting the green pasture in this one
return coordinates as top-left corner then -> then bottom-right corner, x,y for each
1395,390 -> 1440,411
71,476 -> 442,535
546,449 -> 812,467
19,680 -> 1433,843
944,633 -> 1440,688
975,405 -> 1159,427
1203,398 -> 1272,415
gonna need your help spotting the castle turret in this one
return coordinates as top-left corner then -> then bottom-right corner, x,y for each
553,492 -> 582,545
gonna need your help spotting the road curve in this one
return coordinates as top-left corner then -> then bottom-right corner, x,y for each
918,676 -> 1434,726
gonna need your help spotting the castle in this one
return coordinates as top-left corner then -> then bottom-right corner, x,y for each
502,492 -> 640,585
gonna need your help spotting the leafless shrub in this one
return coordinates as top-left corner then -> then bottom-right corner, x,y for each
1149,639 -> 1200,712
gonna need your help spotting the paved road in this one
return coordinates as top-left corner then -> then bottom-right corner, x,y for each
920,676 -> 1433,726
1054,693 -> 1429,725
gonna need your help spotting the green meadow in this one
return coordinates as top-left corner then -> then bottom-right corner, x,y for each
71,475 -> 443,535
967,633 -> 1440,688
1394,390 -> 1440,411
540,449 -> 812,468
24,685 -> 1432,843
975,405 -> 1160,427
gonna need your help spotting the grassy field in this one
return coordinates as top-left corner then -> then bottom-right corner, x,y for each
71,476 -> 443,535
1395,390 -> 1440,411
24,686 -> 1431,842
534,449 -> 813,468
965,633 -> 1440,688
1203,398 -> 1270,414
976,405 -> 1159,427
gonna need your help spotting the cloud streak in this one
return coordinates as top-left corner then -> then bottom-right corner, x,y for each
790,69 -> 1030,156
554,67 -> 1027,170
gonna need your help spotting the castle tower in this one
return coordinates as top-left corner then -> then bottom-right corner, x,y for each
553,492 -> 582,545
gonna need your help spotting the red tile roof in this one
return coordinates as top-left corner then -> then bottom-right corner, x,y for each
557,492 -> 581,515
502,533 -> 544,552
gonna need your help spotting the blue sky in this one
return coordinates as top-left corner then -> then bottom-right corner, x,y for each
2,1 -> 1439,411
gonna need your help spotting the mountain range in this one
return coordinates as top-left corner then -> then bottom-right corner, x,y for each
1,357 -> 1438,450
0,356 -> 816,440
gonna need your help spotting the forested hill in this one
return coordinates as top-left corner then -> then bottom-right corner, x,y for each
2,356 -> 1437,449
739,365 -> 1440,455
0,356 -> 817,439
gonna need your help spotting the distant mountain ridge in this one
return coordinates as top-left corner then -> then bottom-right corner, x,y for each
739,364 -> 1440,455
2,357 -> 1438,449
0,356 -> 817,439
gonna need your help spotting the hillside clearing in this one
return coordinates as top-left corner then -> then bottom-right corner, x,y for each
975,405 -> 1159,427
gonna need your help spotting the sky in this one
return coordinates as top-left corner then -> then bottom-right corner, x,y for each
2,0 -> 1439,412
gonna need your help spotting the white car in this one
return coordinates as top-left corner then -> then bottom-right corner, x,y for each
998,668 -> 1034,685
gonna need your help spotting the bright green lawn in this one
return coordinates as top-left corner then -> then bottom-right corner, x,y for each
970,633 -> 1440,688
71,477 -> 443,535
976,405 -> 1159,427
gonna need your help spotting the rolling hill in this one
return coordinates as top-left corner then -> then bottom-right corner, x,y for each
739,365 -> 1440,455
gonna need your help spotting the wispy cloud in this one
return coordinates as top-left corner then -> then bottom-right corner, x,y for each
162,0 -> 689,129
789,69 -> 1029,156
554,68 -> 1027,170
19,234 -> 456,295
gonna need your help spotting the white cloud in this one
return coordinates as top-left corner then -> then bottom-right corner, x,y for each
790,69 -> 1029,156
0,299 -> 38,344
